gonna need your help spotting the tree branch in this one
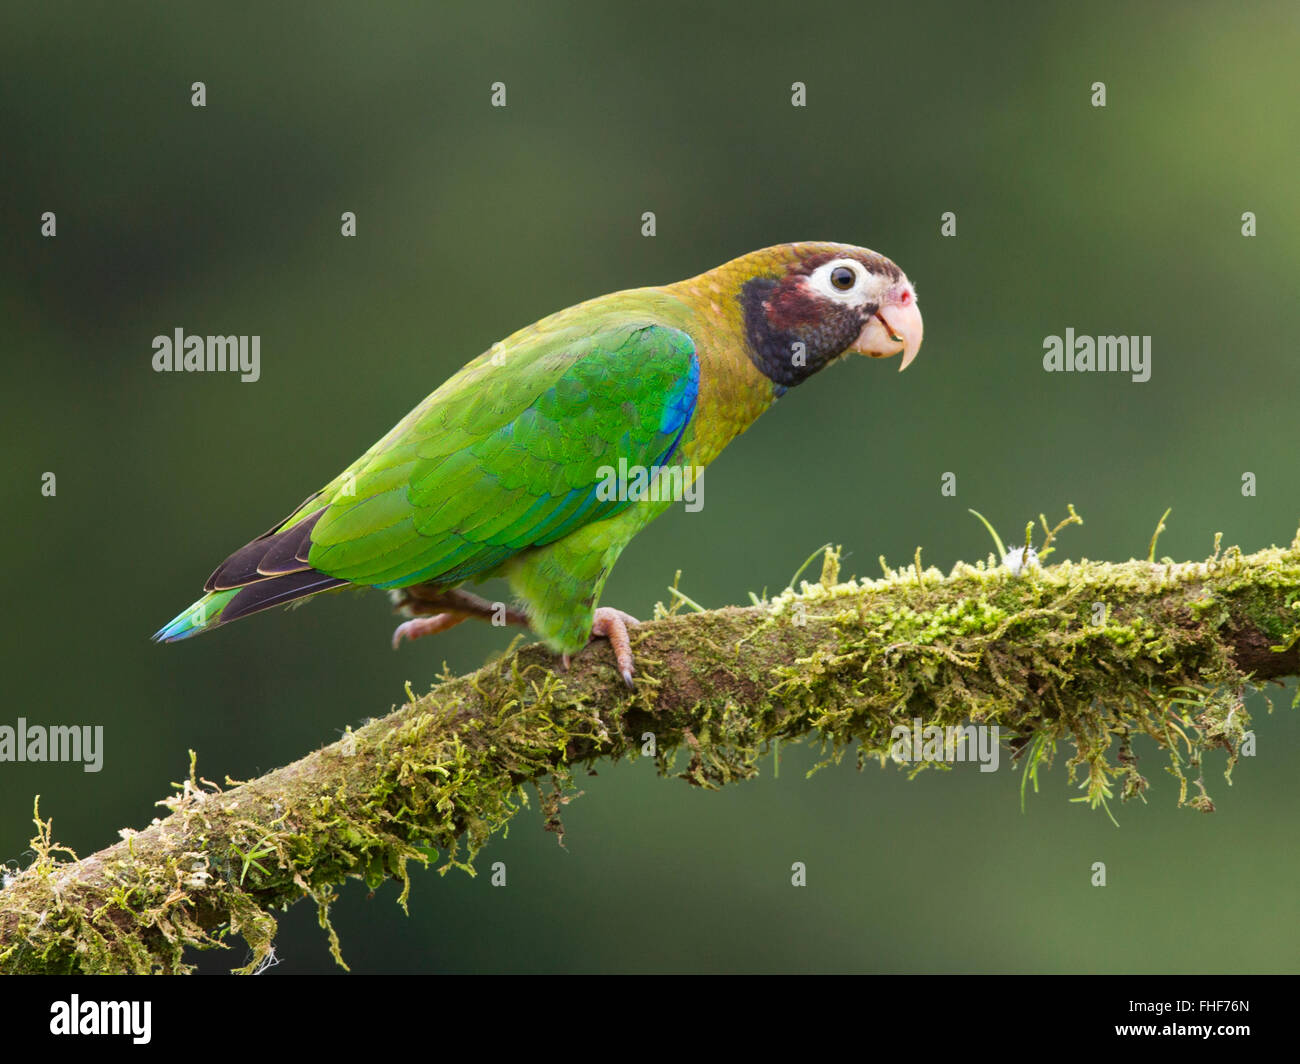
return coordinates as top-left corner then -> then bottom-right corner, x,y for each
3,531 -> 1299,973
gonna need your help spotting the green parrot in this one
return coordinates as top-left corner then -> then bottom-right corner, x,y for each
154,241 -> 923,685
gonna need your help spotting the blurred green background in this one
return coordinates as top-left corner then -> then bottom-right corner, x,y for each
4,1 -> 1298,973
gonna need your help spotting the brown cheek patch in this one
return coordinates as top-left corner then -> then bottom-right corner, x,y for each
741,274 -> 867,391
767,278 -> 828,330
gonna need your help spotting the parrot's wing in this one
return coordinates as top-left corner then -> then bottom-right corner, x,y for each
206,319 -> 699,616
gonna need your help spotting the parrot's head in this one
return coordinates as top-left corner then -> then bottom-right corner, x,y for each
729,242 -> 923,391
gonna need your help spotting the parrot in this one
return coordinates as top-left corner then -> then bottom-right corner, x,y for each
154,241 -> 923,686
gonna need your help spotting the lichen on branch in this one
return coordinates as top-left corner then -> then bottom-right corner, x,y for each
2,524 -> 1298,974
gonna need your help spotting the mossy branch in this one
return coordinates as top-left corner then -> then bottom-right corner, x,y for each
3,528 -> 1299,974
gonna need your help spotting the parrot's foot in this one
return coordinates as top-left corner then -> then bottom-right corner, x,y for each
391,587 -> 531,649
391,612 -> 470,648
396,587 -> 530,625
590,606 -> 640,688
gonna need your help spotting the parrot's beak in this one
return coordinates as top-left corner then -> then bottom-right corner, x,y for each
852,291 -> 923,371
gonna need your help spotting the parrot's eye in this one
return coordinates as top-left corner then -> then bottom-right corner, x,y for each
830,266 -> 856,291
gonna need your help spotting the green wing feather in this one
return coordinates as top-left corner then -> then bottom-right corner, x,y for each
304,316 -> 698,588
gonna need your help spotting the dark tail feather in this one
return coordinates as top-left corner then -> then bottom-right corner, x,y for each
206,505 -> 326,591
218,570 -> 348,625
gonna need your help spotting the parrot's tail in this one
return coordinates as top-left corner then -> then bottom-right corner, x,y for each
152,588 -> 242,642
152,569 -> 348,643
153,500 -> 352,643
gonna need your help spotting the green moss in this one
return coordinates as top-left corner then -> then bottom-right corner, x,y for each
3,529 -> 1298,975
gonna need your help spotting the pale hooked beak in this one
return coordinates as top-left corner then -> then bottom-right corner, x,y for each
852,290 -> 923,371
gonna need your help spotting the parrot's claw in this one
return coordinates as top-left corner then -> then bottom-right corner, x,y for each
391,612 -> 467,649
591,607 -> 640,688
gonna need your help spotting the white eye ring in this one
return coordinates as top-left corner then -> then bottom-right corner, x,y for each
808,258 -> 879,305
